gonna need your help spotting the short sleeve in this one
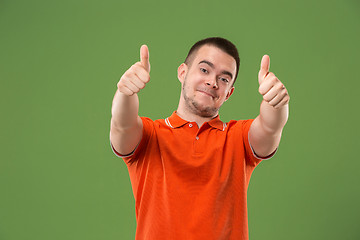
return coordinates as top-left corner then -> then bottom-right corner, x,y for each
110,117 -> 154,164
242,119 -> 277,165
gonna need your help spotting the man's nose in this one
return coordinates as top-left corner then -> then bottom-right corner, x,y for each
205,77 -> 218,89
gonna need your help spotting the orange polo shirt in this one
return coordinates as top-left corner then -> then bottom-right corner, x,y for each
111,111 -> 275,240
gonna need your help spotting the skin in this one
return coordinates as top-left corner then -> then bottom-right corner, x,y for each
109,45 -> 150,155
249,54 -> 289,157
176,45 -> 236,127
110,44 -> 289,158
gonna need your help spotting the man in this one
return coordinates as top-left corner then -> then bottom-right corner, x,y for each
109,37 -> 289,240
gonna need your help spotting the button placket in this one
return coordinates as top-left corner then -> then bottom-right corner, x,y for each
193,126 -> 205,154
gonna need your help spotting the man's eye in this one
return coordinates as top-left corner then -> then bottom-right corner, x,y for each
220,77 -> 229,83
200,68 -> 208,73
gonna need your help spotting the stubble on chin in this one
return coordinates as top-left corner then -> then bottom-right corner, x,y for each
182,83 -> 218,118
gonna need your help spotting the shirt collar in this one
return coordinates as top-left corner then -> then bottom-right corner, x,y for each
166,111 -> 226,131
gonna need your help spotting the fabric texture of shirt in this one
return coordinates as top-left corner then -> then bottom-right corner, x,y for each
111,111 -> 275,240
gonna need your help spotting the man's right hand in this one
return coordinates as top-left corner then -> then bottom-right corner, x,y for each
117,45 -> 151,96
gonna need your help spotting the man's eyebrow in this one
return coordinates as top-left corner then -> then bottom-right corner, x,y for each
198,60 -> 233,79
199,60 -> 214,68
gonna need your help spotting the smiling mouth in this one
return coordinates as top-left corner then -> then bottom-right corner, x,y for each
197,90 -> 215,98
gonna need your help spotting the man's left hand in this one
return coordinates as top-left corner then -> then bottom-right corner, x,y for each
258,55 -> 290,109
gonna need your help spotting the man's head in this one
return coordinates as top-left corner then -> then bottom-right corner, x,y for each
177,37 -> 239,118
184,37 -> 240,85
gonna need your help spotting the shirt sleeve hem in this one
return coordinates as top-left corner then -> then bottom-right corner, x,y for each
109,138 -> 137,158
247,131 -> 278,160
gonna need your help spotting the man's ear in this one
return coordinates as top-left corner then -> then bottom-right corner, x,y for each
177,63 -> 187,83
225,87 -> 235,101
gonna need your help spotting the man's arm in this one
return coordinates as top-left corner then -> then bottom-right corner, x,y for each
249,55 -> 290,158
110,45 -> 151,156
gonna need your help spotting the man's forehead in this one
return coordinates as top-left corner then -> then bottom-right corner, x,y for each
194,45 -> 236,71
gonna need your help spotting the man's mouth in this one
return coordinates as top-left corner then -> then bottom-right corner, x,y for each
197,89 -> 216,98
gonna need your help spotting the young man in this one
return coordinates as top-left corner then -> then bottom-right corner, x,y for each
110,37 -> 289,240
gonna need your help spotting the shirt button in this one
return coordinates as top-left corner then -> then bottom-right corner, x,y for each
189,124 -> 193,127
195,136 -> 199,140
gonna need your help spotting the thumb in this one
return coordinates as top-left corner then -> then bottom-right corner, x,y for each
140,44 -> 150,72
258,54 -> 270,84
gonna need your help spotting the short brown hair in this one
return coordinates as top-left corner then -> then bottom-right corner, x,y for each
184,37 -> 240,85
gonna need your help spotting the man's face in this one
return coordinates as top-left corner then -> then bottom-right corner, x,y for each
178,45 -> 236,117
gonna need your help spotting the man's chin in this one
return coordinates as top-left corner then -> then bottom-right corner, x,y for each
198,110 -> 217,118
183,92 -> 218,117
191,101 -> 218,117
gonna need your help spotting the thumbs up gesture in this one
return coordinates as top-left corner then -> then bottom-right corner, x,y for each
258,55 -> 290,109
117,45 -> 151,96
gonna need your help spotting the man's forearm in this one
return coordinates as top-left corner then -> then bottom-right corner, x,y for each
258,100 -> 289,135
111,89 -> 140,131
110,89 -> 143,156
249,100 -> 289,158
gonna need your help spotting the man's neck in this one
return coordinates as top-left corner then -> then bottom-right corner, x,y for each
175,107 -> 218,128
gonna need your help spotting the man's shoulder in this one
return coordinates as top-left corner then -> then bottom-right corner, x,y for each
139,116 -> 167,128
225,118 -> 254,126
222,119 -> 255,135
139,116 -> 166,122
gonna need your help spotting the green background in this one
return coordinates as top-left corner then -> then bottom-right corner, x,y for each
1,0 -> 359,239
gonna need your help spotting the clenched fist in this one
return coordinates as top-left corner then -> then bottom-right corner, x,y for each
258,55 -> 290,109
117,45 -> 151,96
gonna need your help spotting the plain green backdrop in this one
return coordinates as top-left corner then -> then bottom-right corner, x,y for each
1,0 -> 359,239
